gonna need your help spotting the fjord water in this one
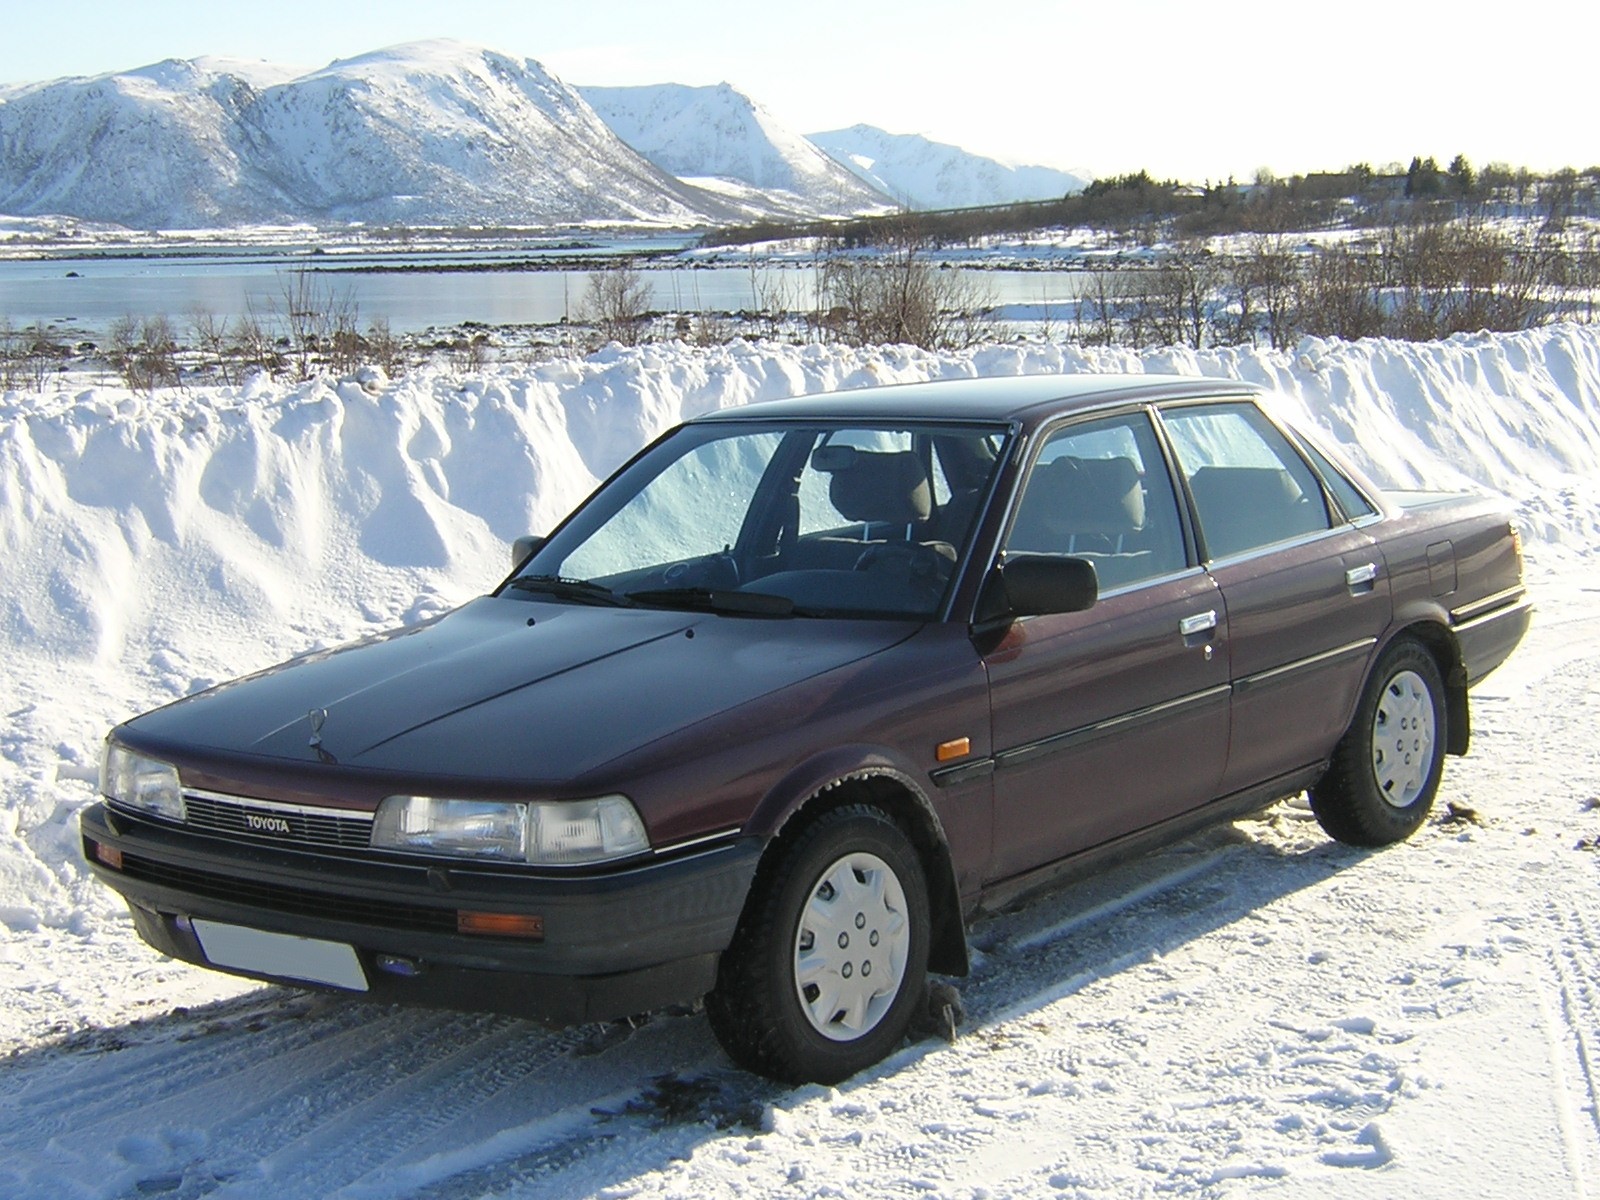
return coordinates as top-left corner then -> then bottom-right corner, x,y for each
0,245 -> 1093,335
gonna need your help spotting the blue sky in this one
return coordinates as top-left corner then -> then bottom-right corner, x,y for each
4,0 -> 1595,182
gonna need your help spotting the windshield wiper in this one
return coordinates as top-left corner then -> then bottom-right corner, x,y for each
507,575 -> 632,606
624,587 -> 795,616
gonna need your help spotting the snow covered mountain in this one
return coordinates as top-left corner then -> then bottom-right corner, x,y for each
0,41 -> 1088,229
809,124 -> 1089,210
0,41 -> 740,229
580,83 -> 891,218
0,57 -> 285,227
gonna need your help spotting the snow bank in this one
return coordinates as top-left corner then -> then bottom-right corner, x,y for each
2,326 -> 1598,943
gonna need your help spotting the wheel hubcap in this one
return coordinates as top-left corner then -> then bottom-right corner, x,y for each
1371,669 -> 1436,808
793,851 -> 910,1041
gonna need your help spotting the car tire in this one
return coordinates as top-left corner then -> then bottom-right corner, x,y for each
706,804 -> 931,1084
1310,638 -> 1447,847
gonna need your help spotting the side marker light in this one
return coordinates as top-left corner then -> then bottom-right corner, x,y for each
91,840 -> 124,870
457,911 -> 545,939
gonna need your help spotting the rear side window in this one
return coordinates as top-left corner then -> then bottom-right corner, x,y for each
1161,402 -> 1333,560
1294,434 -> 1377,520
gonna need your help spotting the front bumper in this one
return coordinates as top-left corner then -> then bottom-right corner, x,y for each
80,802 -> 761,1025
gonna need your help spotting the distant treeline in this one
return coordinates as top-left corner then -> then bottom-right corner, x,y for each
701,159 -> 1600,249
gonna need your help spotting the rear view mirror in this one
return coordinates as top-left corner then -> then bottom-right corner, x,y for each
982,554 -> 1099,621
512,535 -> 546,571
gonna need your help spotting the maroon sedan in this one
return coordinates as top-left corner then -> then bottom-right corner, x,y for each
83,374 -> 1529,1082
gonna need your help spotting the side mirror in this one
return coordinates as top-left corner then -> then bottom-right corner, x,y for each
977,554 -> 1098,624
511,534 -> 547,571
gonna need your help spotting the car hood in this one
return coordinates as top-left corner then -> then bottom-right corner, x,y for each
121,596 -> 919,786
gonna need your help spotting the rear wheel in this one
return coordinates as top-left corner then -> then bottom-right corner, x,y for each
1311,638 -> 1446,846
706,804 -> 930,1084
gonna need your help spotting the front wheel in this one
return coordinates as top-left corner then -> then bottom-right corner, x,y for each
1311,638 -> 1447,846
706,804 -> 930,1084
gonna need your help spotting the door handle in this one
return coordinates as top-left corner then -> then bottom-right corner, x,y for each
1346,562 -> 1378,591
1179,610 -> 1218,636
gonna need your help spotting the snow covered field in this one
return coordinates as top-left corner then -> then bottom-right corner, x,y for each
1,328 -> 1598,1198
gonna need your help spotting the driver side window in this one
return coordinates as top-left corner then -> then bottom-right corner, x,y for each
1006,413 -> 1188,592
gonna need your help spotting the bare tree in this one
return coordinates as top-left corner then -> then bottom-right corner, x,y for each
275,264 -> 360,379
579,259 -> 653,346
106,314 -> 180,392
1293,245 -> 1386,341
364,317 -> 408,376
1228,233 -> 1300,349
230,304 -> 282,378
0,320 -> 61,391
750,261 -> 794,340
1129,241 -> 1221,348
814,232 -> 994,350
188,307 -> 235,385
1072,270 -> 1130,347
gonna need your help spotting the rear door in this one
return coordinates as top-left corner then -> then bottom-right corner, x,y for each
1157,400 -> 1393,794
982,410 -> 1231,882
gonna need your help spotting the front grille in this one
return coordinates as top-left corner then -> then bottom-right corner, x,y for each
180,791 -> 374,851
119,852 -> 459,934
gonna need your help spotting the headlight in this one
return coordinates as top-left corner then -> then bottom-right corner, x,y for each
371,794 -> 649,866
100,742 -> 185,821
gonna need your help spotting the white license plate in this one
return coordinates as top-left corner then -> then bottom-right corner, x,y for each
192,919 -> 369,992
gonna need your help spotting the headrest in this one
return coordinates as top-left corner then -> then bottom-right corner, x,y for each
1068,456 -> 1144,534
1013,455 -> 1144,543
818,449 -> 933,525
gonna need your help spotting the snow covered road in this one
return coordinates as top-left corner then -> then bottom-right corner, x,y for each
3,329 -> 1599,1197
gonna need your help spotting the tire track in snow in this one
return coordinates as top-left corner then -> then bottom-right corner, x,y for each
1549,899 -> 1600,1197
221,847 -> 1252,1199
365,841 -> 1277,1199
0,992 -> 381,1142
56,1008 -> 533,1199
0,845 -> 1240,1200
346,1067 -> 778,1200
77,1007 -> 737,1200
183,1018 -> 597,1200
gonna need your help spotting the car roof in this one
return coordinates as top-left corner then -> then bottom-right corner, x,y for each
692,373 -> 1263,425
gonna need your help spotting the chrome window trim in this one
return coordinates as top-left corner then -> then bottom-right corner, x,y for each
1198,521 -> 1365,571
1094,563 -> 1210,601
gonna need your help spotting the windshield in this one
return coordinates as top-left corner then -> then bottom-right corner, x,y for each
506,420 -> 1009,619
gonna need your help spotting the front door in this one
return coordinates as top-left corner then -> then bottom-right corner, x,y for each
983,411 -> 1231,883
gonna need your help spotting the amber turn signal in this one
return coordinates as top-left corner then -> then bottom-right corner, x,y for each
935,737 -> 971,763
89,840 -> 124,870
456,910 -> 545,938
